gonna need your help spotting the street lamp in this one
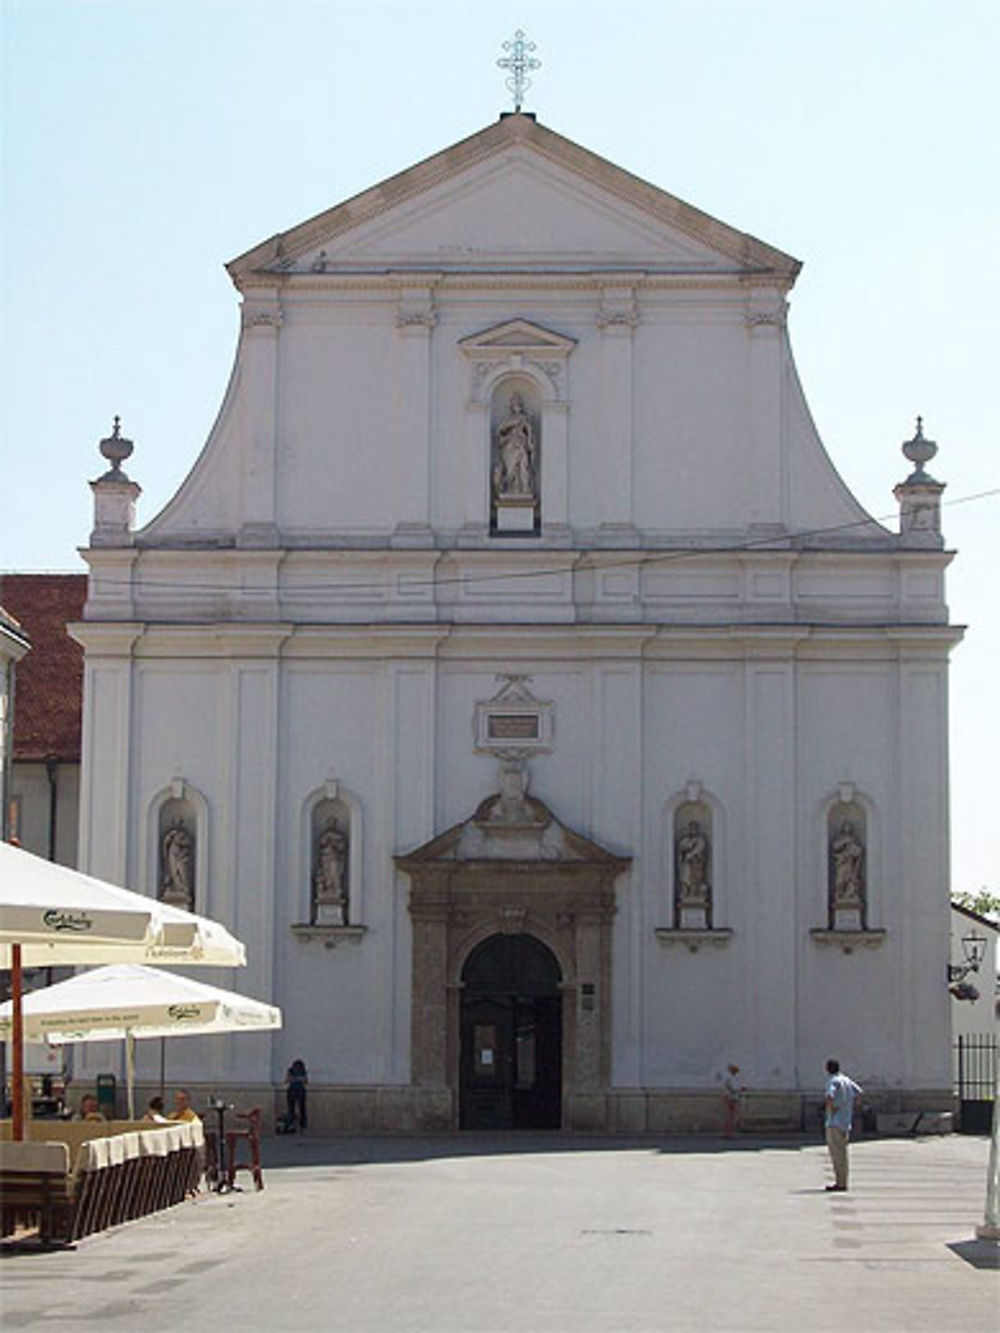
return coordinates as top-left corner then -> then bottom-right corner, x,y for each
947,928 -> 988,985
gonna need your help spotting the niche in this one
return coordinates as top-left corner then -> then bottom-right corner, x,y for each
490,378 -> 541,535
311,797 -> 351,926
827,802 -> 867,930
158,798 -> 196,909
673,801 -> 713,929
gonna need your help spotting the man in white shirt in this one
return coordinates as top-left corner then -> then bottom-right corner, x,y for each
824,1058 -> 863,1192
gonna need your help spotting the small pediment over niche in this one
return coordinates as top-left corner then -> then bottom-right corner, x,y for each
459,319 -> 576,361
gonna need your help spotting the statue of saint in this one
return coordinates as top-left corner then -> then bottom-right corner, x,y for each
489,758 -> 533,824
494,394 -> 536,499
161,821 -> 194,903
830,821 -> 864,904
676,820 -> 710,904
313,819 -> 348,919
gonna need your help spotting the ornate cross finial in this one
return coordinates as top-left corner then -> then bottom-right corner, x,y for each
497,29 -> 540,112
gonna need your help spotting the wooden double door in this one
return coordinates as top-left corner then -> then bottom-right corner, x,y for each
459,934 -> 563,1130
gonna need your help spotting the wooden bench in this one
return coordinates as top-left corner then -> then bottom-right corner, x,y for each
0,1141 -> 74,1245
1,1122 -> 205,1244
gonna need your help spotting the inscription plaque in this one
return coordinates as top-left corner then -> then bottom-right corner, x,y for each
487,714 -> 540,741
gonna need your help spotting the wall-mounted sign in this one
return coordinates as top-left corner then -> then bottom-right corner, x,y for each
474,675 -> 553,755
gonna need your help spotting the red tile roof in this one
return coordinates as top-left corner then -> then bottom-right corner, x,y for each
0,575 -> 87,761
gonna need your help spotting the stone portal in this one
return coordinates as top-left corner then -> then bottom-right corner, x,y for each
396,792 -> 628,1131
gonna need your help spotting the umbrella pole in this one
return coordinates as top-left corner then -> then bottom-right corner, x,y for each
125,1030 -> 136,1120
159,1036 -> 166,1101
11,944 -> 23,1142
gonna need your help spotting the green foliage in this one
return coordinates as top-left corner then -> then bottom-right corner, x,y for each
951,888 -> 1000,921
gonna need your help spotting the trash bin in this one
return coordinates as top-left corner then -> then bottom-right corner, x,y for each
96,1073 -> 117,1120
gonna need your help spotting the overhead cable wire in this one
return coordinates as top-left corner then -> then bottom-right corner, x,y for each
17,485 -> 999,598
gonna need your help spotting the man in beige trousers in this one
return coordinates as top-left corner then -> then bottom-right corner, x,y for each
824,1058 -> 863,1192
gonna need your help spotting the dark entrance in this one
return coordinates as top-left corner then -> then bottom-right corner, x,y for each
460,933 -> 562,1130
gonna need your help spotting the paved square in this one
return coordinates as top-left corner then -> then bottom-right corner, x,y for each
1,1134 -> 996,1331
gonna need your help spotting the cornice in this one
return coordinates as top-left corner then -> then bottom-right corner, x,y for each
134,624 -> 294,659
436,626 -> 658,661
270,271 -> 778,295
67,621 -> 144,657
70,617 -> 965,663
883,625 -> 966,654
284,626 -> 451,660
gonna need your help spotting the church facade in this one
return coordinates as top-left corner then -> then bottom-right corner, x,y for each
72,114 -> 960,1131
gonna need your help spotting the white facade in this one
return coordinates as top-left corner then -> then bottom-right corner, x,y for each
73,115 -> 961,1130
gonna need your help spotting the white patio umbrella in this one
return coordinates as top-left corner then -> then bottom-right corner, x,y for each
0,964 -> 281,1118
0,840 -> 246,1138
0,841 -> 246,969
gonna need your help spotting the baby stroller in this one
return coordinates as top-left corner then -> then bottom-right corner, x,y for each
275,1109 -> 298,1135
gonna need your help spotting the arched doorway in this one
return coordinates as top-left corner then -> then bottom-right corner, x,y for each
460,933 -> 562,1130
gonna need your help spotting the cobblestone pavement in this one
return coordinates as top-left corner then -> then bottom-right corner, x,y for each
1,1133 -> 996,1332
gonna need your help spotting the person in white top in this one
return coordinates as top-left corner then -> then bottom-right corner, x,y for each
824,1058 -> 863,1191
722,1063 -> 743,1139
142,1095 -> 171,1124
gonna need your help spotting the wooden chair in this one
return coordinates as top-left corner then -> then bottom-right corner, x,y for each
225,1108 -> 264,1191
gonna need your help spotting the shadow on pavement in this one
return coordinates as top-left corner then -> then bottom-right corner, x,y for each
946,1238 -> 1000,1270
261,1131 -> 819,1170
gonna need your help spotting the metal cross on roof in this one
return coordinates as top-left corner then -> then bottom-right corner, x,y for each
497,30 -> 540,113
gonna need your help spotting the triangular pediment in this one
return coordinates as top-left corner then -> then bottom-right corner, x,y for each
459,320 -> 576,359
396,794 -> 630,870
228,115 -> 799,284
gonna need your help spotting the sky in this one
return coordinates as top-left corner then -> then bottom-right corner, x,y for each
2,0 -> 997,893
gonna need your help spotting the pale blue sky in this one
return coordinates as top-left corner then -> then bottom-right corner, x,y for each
2,1 -> 997,892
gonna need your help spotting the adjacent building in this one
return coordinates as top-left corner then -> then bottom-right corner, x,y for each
0,604 -> 31,843
0,574 -> 86,865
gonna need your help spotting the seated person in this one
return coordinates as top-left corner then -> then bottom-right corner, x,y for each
169,1088 -> 201,1123
73,1093 -> 105,1122
142,1095 -> 171,1124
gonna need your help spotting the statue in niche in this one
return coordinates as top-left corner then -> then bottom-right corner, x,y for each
493,394 -> 537,499
313,817 -> 348,925
160,820 -> 194,906
676,820 -> 710,906
830,820 -> 864,906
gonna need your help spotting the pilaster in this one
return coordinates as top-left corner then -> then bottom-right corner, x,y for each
596,281 -> 638,541
408,878 -> 451,1086
237,289 -> 282,547
74,625 -> 143,884
392,281 -> 438,547
744,288 -> 788,527
744,652 -> 797,1087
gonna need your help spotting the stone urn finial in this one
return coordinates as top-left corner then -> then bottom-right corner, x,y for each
97,415 -> 134,481
894,415 -> 944,547
90,415 -> 141,547
901,415 -> 938,483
